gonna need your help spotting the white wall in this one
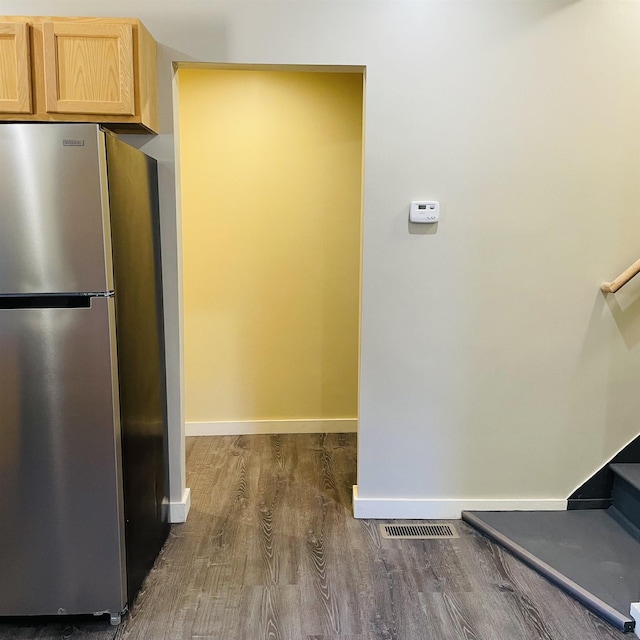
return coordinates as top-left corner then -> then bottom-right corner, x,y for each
9,1 -> 640,519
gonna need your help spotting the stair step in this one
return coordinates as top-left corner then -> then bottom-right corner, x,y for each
610,464 -> 640,537
610,463 -> 640,490
462,510 -> 638,632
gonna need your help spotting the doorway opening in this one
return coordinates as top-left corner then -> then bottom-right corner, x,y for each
175,64 -> 365,437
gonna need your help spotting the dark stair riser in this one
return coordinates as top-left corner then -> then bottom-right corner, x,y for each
611,475 -> 640,538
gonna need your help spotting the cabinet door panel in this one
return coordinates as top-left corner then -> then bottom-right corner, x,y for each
0,22 -> 32,114
42,22 -> 134,116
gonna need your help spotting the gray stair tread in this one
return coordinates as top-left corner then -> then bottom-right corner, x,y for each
610,463 -> 640,490
465,509 -> 640,619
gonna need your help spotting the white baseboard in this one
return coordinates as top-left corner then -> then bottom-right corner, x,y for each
186,418 -> 357,436
352,485 -> 567,519
168,488 -> 191,523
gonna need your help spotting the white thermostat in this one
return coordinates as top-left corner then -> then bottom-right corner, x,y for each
410,201 -> 439,224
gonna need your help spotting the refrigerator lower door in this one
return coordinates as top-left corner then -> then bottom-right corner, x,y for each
0,296 -> 126,616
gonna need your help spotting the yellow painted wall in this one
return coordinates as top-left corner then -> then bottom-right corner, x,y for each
177,68 -> 363,423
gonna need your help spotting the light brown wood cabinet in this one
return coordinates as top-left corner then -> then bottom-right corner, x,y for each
0,21 -> 32,113
0,17 -> 158,133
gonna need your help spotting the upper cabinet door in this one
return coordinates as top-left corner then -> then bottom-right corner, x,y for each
42,21 -> 135,116
0,22 -> 33,113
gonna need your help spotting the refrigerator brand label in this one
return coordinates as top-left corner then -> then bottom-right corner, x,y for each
62,139 -> 85,147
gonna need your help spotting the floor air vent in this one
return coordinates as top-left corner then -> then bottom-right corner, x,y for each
380,523 -> 458,539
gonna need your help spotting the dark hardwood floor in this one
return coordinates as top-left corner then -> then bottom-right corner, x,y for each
0,434 -> 629,639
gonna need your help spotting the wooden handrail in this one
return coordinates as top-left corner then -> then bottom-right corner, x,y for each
601,258 -> 640,294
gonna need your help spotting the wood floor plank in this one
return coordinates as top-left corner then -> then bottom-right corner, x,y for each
301,492 -> 343,636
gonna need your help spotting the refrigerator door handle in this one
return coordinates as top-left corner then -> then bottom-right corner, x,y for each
0,295 -> 93,309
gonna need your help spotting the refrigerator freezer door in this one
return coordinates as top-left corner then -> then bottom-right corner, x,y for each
0,124 -> 113,295
0,296 -> 126,616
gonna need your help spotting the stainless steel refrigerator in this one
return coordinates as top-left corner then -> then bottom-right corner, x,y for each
0,124 -> 170,625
